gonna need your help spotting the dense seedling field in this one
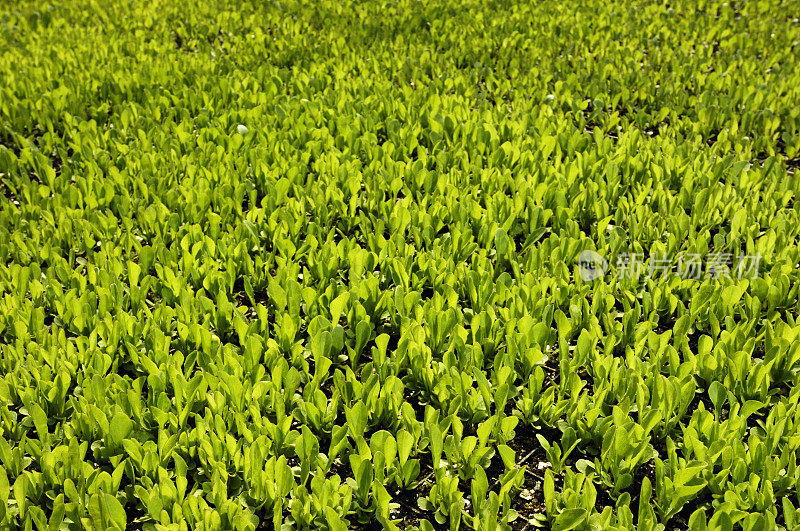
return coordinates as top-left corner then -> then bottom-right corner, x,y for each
2,0 -> 800,529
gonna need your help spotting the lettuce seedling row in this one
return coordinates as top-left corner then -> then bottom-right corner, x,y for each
1,0 -> 799,529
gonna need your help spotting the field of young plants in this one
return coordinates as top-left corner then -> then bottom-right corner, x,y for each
2,0 -> 800,529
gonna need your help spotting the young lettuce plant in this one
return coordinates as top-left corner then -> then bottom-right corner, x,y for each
536,425 -> 580,474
